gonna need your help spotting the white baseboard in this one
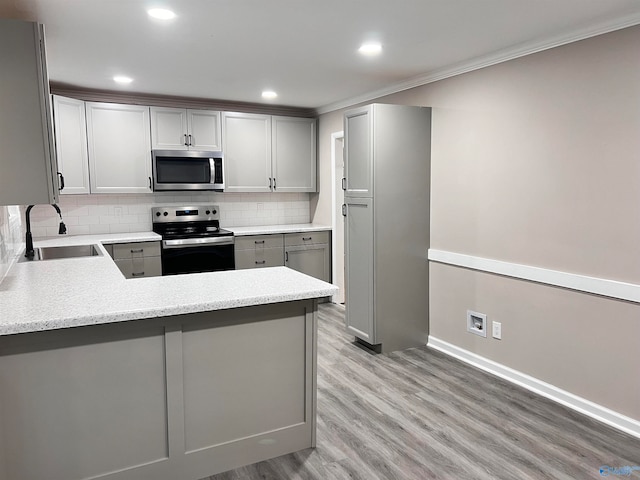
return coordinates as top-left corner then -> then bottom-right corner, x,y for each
428,336 -> 640,439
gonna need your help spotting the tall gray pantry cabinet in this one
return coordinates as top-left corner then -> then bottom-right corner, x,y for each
343,104 -> 431,353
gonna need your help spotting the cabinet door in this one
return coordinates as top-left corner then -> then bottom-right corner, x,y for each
86,102 -> 152,194
344,106 -> 373,198
223,112 -> 272,193
0,20 -> 59,206
344,197 -> 375,343
187,109 -> 222,150
150,107 -> 188,150
53,95 -> 90,194
285,244 -> 330,282
272,116 -> 316,192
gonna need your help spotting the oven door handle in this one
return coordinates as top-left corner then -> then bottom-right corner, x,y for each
163,237 -> 235,248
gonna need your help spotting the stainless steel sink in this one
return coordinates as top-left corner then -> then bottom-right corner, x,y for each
24,244 -> 103,261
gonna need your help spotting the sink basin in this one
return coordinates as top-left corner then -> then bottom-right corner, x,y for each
25,244 -> 103,261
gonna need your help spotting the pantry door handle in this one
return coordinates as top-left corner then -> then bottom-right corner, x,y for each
342,177 -> 346,190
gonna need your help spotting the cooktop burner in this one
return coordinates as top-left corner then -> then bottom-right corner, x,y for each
151,205 -> 232,239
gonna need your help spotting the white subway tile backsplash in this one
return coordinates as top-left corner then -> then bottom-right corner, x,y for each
22,192 -> 311,240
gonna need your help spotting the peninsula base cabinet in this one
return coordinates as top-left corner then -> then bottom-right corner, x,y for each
0,300 -> 318,480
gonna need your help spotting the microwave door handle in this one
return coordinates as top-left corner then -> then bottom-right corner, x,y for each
210,158 -> 215,184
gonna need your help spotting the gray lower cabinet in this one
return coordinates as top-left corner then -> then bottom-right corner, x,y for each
0,300 -> 318,480
284,232 -> 330,283
235,234 -> 285,269
344,198 -> 374,343
235,232 -> 331,283
106,241 -> 161,278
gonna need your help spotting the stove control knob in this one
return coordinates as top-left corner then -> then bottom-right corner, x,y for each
212,209 -> 217,215
206,210 -> 210,215
163,211 -> 168,216
155,212 -> 161,217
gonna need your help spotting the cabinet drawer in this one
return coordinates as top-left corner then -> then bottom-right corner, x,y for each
112,241 -> 161,259
284,231 -> 330,247
115,257 -> 162,279
235,247 -> 284,270
235,234 -> 284,250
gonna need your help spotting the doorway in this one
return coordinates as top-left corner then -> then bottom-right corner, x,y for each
331,131 -> 345,304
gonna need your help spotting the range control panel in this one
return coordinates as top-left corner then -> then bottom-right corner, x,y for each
152,205 -> 220,223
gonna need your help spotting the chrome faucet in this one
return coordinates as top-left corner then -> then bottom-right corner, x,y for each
24,204 -> 67,259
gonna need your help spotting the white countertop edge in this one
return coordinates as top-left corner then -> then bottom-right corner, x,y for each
0,288 -> 337,336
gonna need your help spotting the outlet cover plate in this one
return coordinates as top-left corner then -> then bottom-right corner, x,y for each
492,321 -> 502,340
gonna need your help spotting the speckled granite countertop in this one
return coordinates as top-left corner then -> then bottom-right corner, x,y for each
0,232 -> 337,336
228,224 -> 331,236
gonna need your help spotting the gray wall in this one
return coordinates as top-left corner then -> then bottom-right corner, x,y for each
314,26 -> 640,420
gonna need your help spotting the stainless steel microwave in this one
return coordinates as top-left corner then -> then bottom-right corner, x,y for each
151,150 -> 224,191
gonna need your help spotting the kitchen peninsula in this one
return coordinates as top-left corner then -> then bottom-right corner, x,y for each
0,234 -> 336,480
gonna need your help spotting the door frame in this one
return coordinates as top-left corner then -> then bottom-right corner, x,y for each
330,130 -> 344,304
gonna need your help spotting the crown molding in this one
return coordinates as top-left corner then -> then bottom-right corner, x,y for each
49,84 -> 316,118
316,11 -> 640,115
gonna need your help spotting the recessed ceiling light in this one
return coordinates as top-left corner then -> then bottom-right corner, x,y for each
147,8 -> 176,20
113,75 -> 133,84
262,90 -> 278,99
358,42 -> 382,56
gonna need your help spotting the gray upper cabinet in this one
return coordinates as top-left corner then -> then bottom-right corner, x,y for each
150,107 -> 222,151
224,112 -> 317,193
86,102 -> 153,194
53,95 -> 90,195
272,116 -> 317,192
344,106 -> 372,198
223,112 -> 272,193
0,19 -> 60,206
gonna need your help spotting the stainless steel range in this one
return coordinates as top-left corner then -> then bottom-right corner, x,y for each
152,205 -> 234,275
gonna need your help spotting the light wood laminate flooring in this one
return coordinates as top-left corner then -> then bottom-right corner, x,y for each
206,303 -> 640,479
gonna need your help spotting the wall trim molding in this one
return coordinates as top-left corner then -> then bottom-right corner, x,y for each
428,336 -> 640,439
316,12 -> 640,114
428,249 -> 640,304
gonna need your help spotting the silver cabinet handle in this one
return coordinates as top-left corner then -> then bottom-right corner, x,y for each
132,272 -> 145,277
184,134 -> 188,146
303,237 -> 312,241
269,177 -> 272,190
255,260 -> 266,265
188,134 -> 192,146
273,178 -> 276,190
342,204 -> 346,216
342,177 -> 346,190
285,251 -> 289,262
148,176 -> 152,190
255,240 -> 265,244
130,249 -> 144,253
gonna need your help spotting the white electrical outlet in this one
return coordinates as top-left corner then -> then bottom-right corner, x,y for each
467,310 -> 487,337
492,321 -> 502,340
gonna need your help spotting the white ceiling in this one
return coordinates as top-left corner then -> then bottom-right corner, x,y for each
3,0 -> 640,111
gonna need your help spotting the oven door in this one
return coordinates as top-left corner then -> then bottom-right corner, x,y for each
161,237 -> 235,275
